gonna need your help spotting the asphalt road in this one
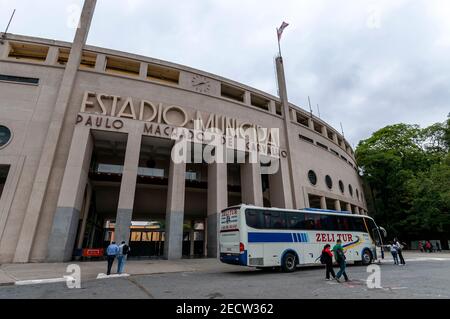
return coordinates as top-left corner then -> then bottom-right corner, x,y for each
2,257 -> 450,299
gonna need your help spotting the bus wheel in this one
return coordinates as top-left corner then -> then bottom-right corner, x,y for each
362,250 -> 373,265
281,253 -> 297,272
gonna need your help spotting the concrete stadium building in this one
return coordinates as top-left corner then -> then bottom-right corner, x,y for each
0,4 -> 367,263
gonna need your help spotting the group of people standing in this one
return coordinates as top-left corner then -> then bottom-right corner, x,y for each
418,240 -> 441,253
320,239 -> 349,282
106,241 -> 131,275
388,238 -> 406,265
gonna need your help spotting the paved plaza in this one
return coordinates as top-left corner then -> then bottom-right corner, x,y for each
1,252 -> 450,299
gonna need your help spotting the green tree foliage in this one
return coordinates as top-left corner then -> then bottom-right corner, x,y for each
356,117 -> 450,241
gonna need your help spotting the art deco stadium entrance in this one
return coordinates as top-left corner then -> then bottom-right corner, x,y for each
71,129 -> 249,259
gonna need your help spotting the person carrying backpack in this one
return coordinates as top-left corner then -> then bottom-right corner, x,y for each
333,239 -> 349,282
320,244 -> 336,281
117,241 -> 131,274
106,241 -> 119,276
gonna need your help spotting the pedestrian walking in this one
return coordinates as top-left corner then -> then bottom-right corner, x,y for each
333,239 -> 349,282
394,238 -> 405,265
389,242 -> 399,265
106,241 -> 119,275
320,244 -> 336,281
425,240 -> 432,253
418,241 -> 423,252
117,241 -> 131,274
436,242 -> 441,252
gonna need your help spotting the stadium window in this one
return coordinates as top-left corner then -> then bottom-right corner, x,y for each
330,149 -> 340,157
325,175 -> 333,189
57,48 -> 70,65
106,56 -> 140,77
339,180 -> 345,194
221,83 -> 245,102
275,102 -> 282,116
308,194 -> 322,209
299,135 -> 314,144
80,51 -> 97,69
250,94 -> 270,111
316,142 -> 329,151
147,64 -> 180,84
296,113 -> 310,127
0,165 -> 11,200
308,170 -> 317,186
0,74 -> 39,85
8,42 -> 49,62
349,185 -> 354,197
313,121 -> 323,134
327,129 -> 334,140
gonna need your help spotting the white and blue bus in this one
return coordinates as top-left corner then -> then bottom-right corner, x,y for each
219,205 -> 386,272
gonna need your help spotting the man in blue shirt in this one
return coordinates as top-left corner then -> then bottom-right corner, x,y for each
106,241 -> 119,275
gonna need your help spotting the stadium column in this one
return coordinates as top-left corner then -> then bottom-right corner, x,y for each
114,126 -> 142,245
268,157 -> 293,209
241,158 -> 263,206
13,0 -> 97,263
207,162 -> 228,257
46,125 -> 93,262
320,196 -> 327,210
0,40 -> 8,59
164,145 -> 187,260
346,203 -> 352,212
334,199 -> 342,211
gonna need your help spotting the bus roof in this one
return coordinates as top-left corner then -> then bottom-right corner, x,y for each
222,205 -> 373,220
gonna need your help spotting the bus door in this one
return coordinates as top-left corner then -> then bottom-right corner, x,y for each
245,209 -> 264,266
364,218 -> 384,260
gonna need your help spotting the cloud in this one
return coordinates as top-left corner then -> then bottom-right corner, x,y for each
2,0 -> 449,145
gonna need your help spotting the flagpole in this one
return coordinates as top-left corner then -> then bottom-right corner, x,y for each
277,28 -> 282,57
275,23 -> 298,209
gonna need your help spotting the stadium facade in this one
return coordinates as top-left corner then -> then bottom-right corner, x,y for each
0,1 -> 367,263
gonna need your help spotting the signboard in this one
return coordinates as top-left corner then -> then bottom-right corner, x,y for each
82,249 -> 104,257
220,209 -> 239,231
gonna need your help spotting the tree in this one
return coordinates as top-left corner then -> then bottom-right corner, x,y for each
356,118 -> 449,243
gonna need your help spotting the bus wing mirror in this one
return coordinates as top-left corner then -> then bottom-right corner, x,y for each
379,227 -> 387,238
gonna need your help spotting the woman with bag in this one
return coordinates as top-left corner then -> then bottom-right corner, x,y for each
320,244 -> 336,281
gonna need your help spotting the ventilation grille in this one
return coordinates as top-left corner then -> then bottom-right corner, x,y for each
249,258 -> 264,266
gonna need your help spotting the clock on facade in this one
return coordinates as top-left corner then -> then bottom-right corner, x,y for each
191,75 -> 211,93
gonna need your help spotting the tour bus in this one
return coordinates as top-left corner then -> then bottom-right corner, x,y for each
219,205 -> 386,272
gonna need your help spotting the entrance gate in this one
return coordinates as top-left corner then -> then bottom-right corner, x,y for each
128,230 -> 165,258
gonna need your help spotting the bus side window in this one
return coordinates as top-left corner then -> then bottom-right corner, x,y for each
245,209 -> 263,229
352,218 -> 365,232
303,214 -> 316,230
287,213 -> 305,230
320,215 -> 335,231
266,211 -> 286,229
336,216 -> 350,231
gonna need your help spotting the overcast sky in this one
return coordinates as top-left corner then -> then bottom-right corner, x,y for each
1,0 -> 449,147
